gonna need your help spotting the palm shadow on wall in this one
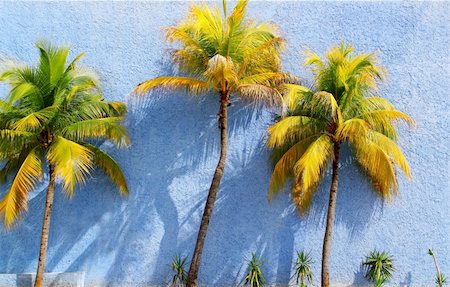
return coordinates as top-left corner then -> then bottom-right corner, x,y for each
0,76 -> 381,287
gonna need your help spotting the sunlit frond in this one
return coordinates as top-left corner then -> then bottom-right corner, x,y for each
353,138 -> 399,199
12,106 -> 57,132
267,116 -> 322,148
0,147 -> 42,228
294,135 -> 334,194
36,40 -> 70,87
269,135 -> 318,199
135,76 -> 211,96
367,131 -> 411,178
336,118 -> 369,142
280,84 -> 313,112
62,117 -> 130,148
47,136 -> 93,196
268,42 -> 413,213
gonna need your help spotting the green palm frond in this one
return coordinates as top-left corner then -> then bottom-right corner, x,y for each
0,41 -> 130,228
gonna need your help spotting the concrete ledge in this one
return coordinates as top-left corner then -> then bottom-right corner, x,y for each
0,272 -> 85,287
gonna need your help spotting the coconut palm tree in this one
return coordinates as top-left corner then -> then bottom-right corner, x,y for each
267,42 -> 413,287
134,1 -> 294,285
0,41 -> 130,287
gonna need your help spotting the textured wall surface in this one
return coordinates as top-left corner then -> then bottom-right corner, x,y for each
0,1 -> 449,286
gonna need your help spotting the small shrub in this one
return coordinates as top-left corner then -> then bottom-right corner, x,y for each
170,255 -> 188,287
428,249 -> 446,287
293,251 -> 314,287
244,253 -> 265,287
362,250 -> 395,287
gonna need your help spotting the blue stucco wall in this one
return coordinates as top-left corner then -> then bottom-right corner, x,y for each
0,1 -> 449,286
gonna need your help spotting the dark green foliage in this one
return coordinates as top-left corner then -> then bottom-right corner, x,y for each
362,250 -> 395,287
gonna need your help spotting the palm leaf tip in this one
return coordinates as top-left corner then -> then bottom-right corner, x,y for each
86,144 -> 129,196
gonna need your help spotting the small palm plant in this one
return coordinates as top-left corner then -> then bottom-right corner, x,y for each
0,41 -> 129,287
293,251 -> 314,287
428,249 -> 446,287
244,253 -> 265,287
170,255 -> 188,287
362,250 -> 395,287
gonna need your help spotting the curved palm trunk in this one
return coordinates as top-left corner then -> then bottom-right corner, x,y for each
34,164 -> 56,287
186,92 -> 229,287
321,143 -> 340,287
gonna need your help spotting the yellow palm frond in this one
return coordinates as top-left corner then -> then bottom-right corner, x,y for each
291,173 -> 314,215
62,117 -> 130,148
190,3 -> 224,47
280,84 -> 313,112
336,118 -> 369,142
353,139 -> 398,199
0,147 -> 42,228
267,116 -> 321,148
135,76 -> 211,96
47,136 -> 93,196
240,72 -> 298,86
269,135 -> 318,200
368,131 -> 411,178
294,135 -> 334,193
362,109 -> 415,126
304,49 -> 325,70
85,144 -> 129,196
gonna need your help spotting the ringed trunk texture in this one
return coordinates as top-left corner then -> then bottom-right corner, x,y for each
186,92 -> 229,287
321,143 -> 340,287
34,165 -> 56,287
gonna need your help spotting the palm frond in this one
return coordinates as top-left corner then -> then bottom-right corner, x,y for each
0,147 -> 42,228
47,136 -> 93,196
267,116 -> 321,148
84,144 -> 129,196
61,117 -> 130,148
135,76 -> 211,96
269,135 -> 318,200
12,106 -> 57,132
294,135 -> 333,199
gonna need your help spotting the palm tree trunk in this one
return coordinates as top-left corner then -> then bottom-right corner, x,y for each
321,142 -> 340,287
186,92 -> 229,287
34,164 -> 56,287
